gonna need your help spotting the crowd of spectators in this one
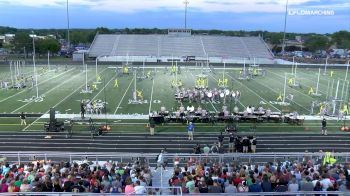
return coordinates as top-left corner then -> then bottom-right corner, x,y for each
169,156 -> 350,194
0,159 -> 156,194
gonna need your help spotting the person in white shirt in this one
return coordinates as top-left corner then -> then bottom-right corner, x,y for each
320,174 -> 333,191
134,180 -> 146,194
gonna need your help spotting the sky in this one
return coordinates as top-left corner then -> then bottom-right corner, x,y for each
0,0 -> 349,33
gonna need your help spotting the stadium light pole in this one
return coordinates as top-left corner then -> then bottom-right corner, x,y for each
32,33 -> 39,99
66,0 -> 70,48
282,0 -> 289,55
184,0 -> 189,29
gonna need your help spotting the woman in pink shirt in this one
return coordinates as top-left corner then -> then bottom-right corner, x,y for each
0,179 -> 8,192
124,181 -> 135,195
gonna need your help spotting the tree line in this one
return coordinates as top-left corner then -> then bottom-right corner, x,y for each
1,26 -> 349,54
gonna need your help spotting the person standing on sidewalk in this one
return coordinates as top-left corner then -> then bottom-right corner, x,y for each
321,118 -> 327,135
20,112 -> 26,125
187,122 -> 194,140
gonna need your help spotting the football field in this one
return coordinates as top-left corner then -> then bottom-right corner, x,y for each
0,63 -> 349,133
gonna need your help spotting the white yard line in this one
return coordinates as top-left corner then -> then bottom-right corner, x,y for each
114,78 -> 134,114
12,72 -> 84,114
91,76 -> 115,102
22,68 -> 108,131
0,68 -> 75,103
225,74 -> 281,112
148,79 -> 155,114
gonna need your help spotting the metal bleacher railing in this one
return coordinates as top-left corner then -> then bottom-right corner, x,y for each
1,152 -> 349,196
0,190 -> 345,196
1,151 -> 350,165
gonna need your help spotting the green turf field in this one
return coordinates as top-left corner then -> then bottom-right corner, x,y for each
0,64 -> 349,132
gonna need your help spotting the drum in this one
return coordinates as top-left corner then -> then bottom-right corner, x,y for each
207,92 -> 213,98
220,92 -> 225,98
232,92 -> 236,98
225,89 -> 230,96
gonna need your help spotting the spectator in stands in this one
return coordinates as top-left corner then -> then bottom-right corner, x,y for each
0,179 -> 8,192
52,178 -> 63,192
155,150 -> 165,171
225,177 -> 237,193
134,180 -> 146,194
274,178 -> 288,192
193,143 -> 201,154
320,173 -> 333,191
41,176 -> 53,192
63,175 -> 74,192
237,181 -> 249,192
185,175 -> 195,193
242,136 -> 250,153
339,181 -> 350,192
218,131 -> 224,147
314,181 -> 322,194
300,176 -> 314,192
203,144 -> 210,154
210,143 -> 219,154
249,178 -> 262,192
208,179 -> 222,193
124,178 -> 135,195
250,136 -> 257,153
288,175 -> 299,193
228,132 -> 235,152
261,174 -> 272,192
198,177 -> 209,193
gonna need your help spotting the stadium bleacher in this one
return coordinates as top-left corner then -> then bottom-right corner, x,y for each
88,34 -> 274,62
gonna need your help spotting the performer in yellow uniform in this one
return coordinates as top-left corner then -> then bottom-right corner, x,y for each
92,84 -> 97,91
96,75 -> 102,82
319,103 -> 325,115
114,79 -> 119,88
123,66 -> 129,74
276,92 -> 283,102
330,71 -> 334,77
343,104 -> 349,115
224,78 -> 228,86
253,68 -> 258,76
136,90 -> 143,100
288,78 -> 294,86
308,87 -> 314,95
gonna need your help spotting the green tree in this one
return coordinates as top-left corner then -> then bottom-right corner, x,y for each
95,27 -> 111,34
332,31 -> 350,49
12,32 -> 32,54
35,38 -> 60,54
304,35 -> 330,52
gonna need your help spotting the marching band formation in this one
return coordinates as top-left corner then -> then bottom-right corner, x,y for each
175,87 -> 241,103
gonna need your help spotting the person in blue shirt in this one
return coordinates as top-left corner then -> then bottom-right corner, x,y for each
248,178 -> 262,192
187,122 -> 194,140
